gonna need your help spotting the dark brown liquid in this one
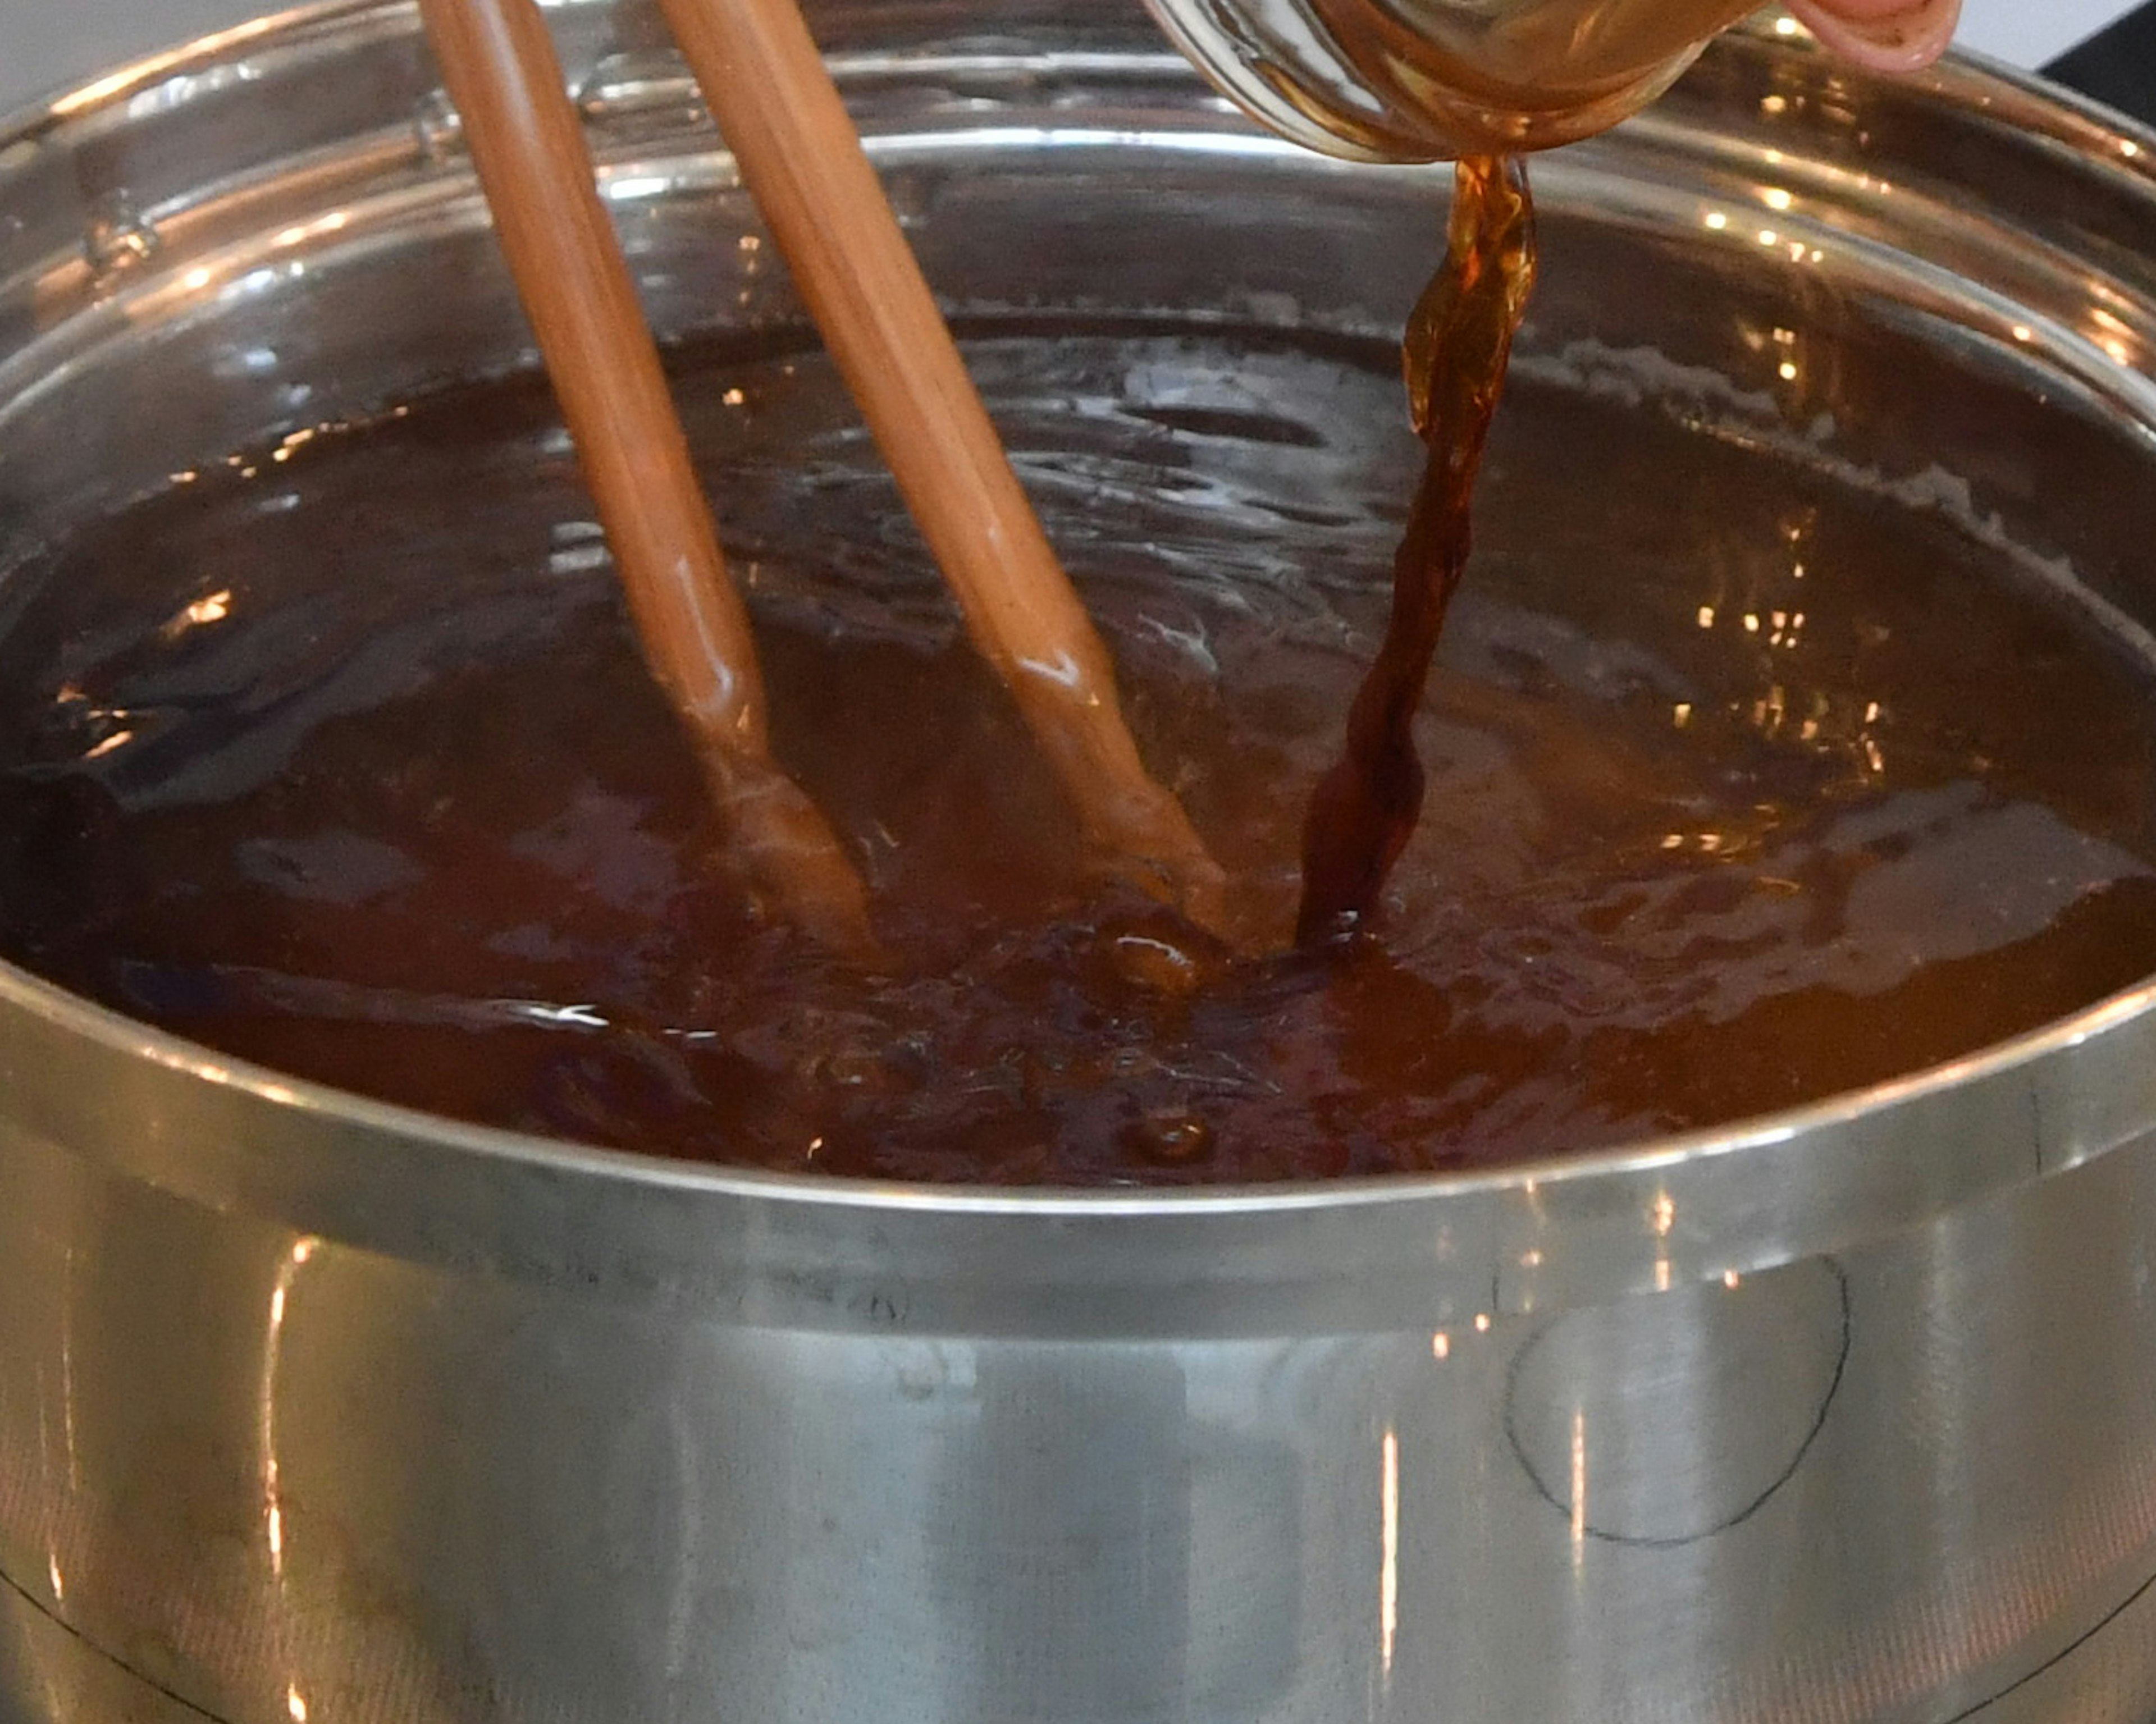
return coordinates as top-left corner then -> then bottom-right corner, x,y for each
4,322 -> 2156,1184
1300,157 -> 1537,942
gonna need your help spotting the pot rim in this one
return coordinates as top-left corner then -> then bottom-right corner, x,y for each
4,0 -> 2156,1321
4,934 -> 2155,1219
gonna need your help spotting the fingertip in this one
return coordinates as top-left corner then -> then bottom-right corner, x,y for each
1787,0 -> 1962,72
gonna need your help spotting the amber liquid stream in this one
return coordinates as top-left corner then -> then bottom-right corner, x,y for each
1300,157 -> 1537,941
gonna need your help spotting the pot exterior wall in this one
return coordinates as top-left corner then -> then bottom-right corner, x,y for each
6,1122 -> 2156,1724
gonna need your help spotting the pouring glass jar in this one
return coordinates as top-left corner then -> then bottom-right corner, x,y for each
1138,0 -> 1958,160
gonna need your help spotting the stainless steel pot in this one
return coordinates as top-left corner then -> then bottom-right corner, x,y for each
7,4 -> 2156,1721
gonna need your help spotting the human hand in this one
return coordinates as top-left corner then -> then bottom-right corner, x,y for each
1789,0 -> 1963,71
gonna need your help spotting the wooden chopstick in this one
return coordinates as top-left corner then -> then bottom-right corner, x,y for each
418,0 -> 874,953
653,0 -> 1229,932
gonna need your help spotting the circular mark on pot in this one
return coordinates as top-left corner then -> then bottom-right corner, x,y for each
1945,1560 -> 2156,1722
1504,1258 -> 1850,1548
0,1556 -> 232,1723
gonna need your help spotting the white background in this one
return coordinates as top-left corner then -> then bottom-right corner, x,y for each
1958,0 -> 2137,68
0,0 -> 2146,117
